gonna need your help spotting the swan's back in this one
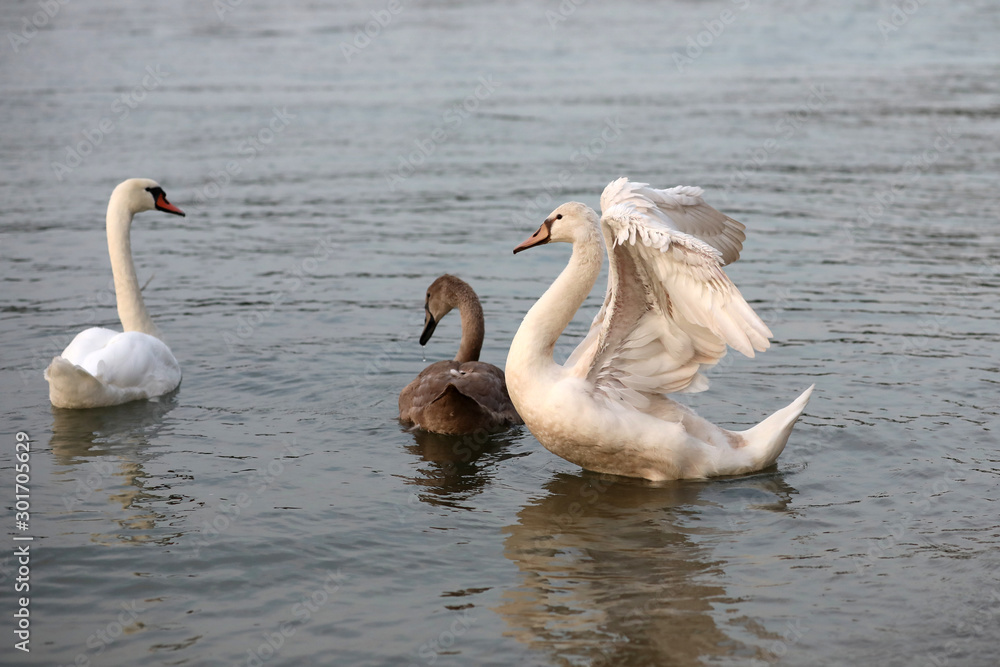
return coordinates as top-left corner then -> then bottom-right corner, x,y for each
399,360 -> 521,435
46,328 -> 181,409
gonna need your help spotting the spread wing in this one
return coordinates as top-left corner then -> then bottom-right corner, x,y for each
565,178 -> 771,409
598,177 -> 746,265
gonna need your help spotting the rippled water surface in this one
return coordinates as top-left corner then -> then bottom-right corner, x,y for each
2,1 -> 999,665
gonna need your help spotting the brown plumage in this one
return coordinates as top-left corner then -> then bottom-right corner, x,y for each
398,275 -> 522,435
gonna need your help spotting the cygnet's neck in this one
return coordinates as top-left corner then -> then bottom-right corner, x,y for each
451,282 -> 485,363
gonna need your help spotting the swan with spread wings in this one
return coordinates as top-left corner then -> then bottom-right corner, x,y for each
506,177 -> 813,481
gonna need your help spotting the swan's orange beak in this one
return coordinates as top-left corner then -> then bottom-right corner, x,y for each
154,191 -> 185,217
513,220 -> 552,254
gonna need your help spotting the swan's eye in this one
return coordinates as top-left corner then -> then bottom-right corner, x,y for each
555,214 -> 563,220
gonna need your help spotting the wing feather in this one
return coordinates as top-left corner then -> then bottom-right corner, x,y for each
600,177 -> 746,265
576,178 -> 772,409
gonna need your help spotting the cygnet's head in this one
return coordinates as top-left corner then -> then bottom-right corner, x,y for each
419,274 -> 480,346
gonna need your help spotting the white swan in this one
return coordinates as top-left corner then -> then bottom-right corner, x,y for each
506,177 -> 814,481
45,178 -> 185,409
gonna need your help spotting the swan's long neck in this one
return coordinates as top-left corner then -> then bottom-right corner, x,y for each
508,231 -> 604,375
454,284 -> 485,363
107,202 -> 159,337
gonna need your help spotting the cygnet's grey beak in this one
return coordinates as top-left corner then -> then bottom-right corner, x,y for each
419,306 -> 437,345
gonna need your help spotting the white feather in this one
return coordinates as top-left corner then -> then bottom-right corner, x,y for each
506,178 -> 813,481
45,179 -> 184,409
569,179 -> 772,406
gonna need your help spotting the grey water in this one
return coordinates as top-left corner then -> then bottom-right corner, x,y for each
2,1 -> 999,665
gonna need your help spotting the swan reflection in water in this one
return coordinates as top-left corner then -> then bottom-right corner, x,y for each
49,394 -> 183,544
497,470 -> 798,665
399,427 -> 526,509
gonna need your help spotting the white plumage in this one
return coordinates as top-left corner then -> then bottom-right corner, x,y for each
45,178 -> 185,409
506,177 -> 813,481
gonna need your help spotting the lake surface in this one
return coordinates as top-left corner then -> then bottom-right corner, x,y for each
2,1 -> 999,665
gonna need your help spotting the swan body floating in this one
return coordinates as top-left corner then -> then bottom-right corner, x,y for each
399,274 -> 522,435
45,178 -> 185,409
506,178 -> 813,481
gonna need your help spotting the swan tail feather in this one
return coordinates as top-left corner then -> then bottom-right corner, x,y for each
736,384 -> 814,469
45,356 -> 142,409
